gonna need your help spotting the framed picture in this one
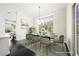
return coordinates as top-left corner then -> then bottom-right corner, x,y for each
21,18 -> 29,29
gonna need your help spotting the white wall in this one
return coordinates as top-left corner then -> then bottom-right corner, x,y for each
0,12 -> 5,37
53,7 -> 66,41
16,12 -> 33,40
66,3 -> 75,55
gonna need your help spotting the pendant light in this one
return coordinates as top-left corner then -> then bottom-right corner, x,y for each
38,6 -> 40,20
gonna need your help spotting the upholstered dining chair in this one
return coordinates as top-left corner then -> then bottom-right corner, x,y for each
26,34 -> 33,47
31,35 -> 40,51
39,36 -> 51,55
53,35 -> 64,51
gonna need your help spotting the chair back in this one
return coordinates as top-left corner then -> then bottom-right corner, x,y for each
26,34 -> 32,40
40,36 -> 50,45
59,35 -> 64,43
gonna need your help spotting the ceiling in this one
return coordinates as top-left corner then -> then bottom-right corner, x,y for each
0,3 -> 67,18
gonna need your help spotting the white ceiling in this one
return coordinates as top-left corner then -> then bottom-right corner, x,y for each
0,3 -> 67,18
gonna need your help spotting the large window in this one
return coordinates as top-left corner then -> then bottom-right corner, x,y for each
38,15 -> 53,35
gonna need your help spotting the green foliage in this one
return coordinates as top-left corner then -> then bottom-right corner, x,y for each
29,27 -> 36,34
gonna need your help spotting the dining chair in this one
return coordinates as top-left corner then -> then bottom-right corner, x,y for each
32,35 -> 40,43
54,35 -> 64,51
31,35 -> 40,51
26,34 -> 33,47
40,36 -> 51,55
26,34 -> 40,50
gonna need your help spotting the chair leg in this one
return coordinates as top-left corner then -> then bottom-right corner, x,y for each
62,43 -> 63,51
63,43 -> 65,52
30,43 -> 32,48
35,42 -> 37,52
39,42 -> 41,51
61,43 -> 65,53
46,47 -> 49,56
36,42 -> 39,52
49,44 -> 52,52
30,41 -> 33,49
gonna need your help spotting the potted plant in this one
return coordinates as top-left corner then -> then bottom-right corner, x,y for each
28,27 -> 36,34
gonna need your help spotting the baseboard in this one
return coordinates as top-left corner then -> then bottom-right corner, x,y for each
64,43 -> 71,56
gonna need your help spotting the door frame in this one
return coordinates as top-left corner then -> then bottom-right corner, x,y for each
74,3 -> 79,55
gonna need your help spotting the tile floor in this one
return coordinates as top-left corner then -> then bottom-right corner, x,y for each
21,41 -> 68,56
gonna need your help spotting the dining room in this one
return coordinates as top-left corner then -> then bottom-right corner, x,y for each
0,3 -> 75,56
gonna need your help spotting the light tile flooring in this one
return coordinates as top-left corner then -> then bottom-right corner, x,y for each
18,39 -> 68,56
23,42 -> 68,56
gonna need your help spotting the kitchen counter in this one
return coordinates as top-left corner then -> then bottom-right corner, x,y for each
0,34 -> 10,56
0,33 -> 10,39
